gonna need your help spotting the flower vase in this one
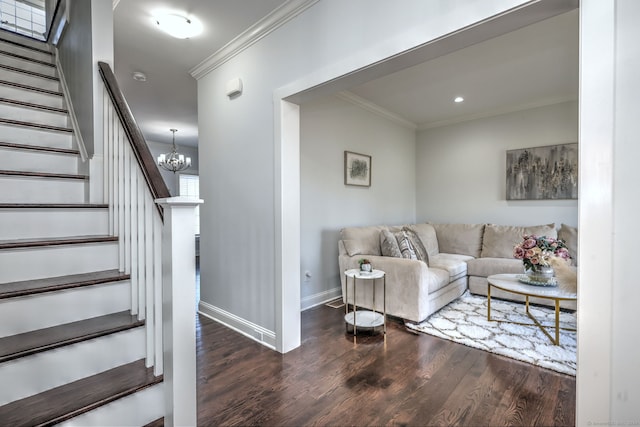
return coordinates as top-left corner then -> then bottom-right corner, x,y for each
360,263 -> 372,273
526,265 -> 555,284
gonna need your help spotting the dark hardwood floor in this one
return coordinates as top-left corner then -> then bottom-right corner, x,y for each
196,304 -> 575,426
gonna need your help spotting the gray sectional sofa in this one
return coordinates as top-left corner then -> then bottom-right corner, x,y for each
338,222 -> 578,323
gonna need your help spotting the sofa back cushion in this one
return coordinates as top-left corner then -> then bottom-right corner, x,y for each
340,225 -> 386,256
430,223 -> 485,258
558,223 -> 578,266
404,223 -> 439,257
481,223 -> 557,258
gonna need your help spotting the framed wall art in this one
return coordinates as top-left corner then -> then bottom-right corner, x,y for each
344,151 -> 371,187
506,143 -> 578,200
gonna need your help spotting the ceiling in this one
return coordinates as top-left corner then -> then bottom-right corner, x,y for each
113,0 -> 288,147
113,2 -> 578,147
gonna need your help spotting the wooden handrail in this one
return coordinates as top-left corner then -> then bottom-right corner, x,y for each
98,62 -> 171,207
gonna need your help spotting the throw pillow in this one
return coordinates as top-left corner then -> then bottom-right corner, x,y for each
402,227 -> 429,263
380,229 -> 402,258
404,223 -> 439,257
394,231 -> 417,260
558,223 -> 578,266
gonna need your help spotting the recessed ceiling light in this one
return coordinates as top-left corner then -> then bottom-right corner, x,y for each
454,96 -> 464,103
132,71 -> 147,82
154,13 -> 203,39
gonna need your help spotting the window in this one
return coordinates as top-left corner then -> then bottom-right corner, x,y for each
0,0 -> 46,40
179,174 -> 200,235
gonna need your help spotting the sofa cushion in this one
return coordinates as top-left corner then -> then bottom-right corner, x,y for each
429,253 -> 472,282
402,227 -> 429,263
480,223 -> 557,259
395,231 -> 418,260
380,229 -> 402,258
466,257 -> 524,278
558,223 -> 578,266
430,223 -> 485,258
404,223 -> 439,257
341,225 -> 385,256
427,267 -> 451,293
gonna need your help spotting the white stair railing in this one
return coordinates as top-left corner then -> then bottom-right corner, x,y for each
98,61 -> 199,426
102,99 -> 164,374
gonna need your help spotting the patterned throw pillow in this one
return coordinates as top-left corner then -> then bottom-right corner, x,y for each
380,229 -> 402,258
402,227 -> 429,263
394,231 -> 417,260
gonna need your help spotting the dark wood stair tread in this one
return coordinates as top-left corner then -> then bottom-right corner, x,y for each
0,170 -> 86,180
144,417 -> 164,427
0,141 -> 78,155
0,269 -> 129,299
0,117 -> 72,133
0,311 -> 144,363
0,49 -> 55,67
0,97 -> 68,114
0,63 -> 59,81
0,37 -> 53,56
0,203 -> 107,209
0,235 -> 118,250
0,359 -> 162,427
0,79 -> 62,96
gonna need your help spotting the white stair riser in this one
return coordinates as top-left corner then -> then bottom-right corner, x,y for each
0,42 -> 54,64
0,123 -> 73,148
0,84 -> 64,109
0,208 -> 108,239
0,281 -> 131,337
0,67 -> 59,92
0,148 -> 78,176
0,33 -> 52,52
59,382 -> 164,427
0,53 -> 56,77
0,242 -> 118,282
0,102 -> 68,128
0,176 -> 86,204
0,327 -> 146,406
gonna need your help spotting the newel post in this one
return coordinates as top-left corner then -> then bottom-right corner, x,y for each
155,196 -> 203,427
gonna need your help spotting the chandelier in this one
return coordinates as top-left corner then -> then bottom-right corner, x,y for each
157,128 -> 191,173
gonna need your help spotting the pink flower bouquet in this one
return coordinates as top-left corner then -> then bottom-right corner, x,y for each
513,235 -> 571,270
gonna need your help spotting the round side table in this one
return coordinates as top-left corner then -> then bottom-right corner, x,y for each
344,269 -> 386,339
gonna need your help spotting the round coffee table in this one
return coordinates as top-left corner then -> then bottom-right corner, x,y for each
487,273 -> 577,345
344,269 -> 386,340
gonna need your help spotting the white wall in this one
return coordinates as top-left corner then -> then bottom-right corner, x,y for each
196,0 -> 538,347
578,0 -> 640,424
56,0 -> 113,156
300,95 -> 416,310
416,101 -> 578,227
145,140 -> 199,197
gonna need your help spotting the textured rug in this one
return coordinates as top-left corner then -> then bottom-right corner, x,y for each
405,292 -> 576,376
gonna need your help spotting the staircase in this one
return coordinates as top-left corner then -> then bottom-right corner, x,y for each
0,31 -> 164,426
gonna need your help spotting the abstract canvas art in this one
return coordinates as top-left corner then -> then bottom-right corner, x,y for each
344,151 -> 371,187
506,143 -> 578,200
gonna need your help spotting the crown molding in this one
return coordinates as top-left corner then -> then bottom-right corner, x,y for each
417,95 -> 578,131
190,0 -> 320,80
335,91 -> 418,131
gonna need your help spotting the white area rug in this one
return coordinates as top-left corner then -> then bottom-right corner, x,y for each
405,292 -> 576,376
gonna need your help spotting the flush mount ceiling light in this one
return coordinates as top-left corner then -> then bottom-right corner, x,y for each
154,13 -> 202,39
454,96 -> 464,103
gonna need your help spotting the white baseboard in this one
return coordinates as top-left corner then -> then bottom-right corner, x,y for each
300,286 -> 342,311
198,301 -> 276,350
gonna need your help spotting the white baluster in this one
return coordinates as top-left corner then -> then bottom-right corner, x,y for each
145,192 -> 155,368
